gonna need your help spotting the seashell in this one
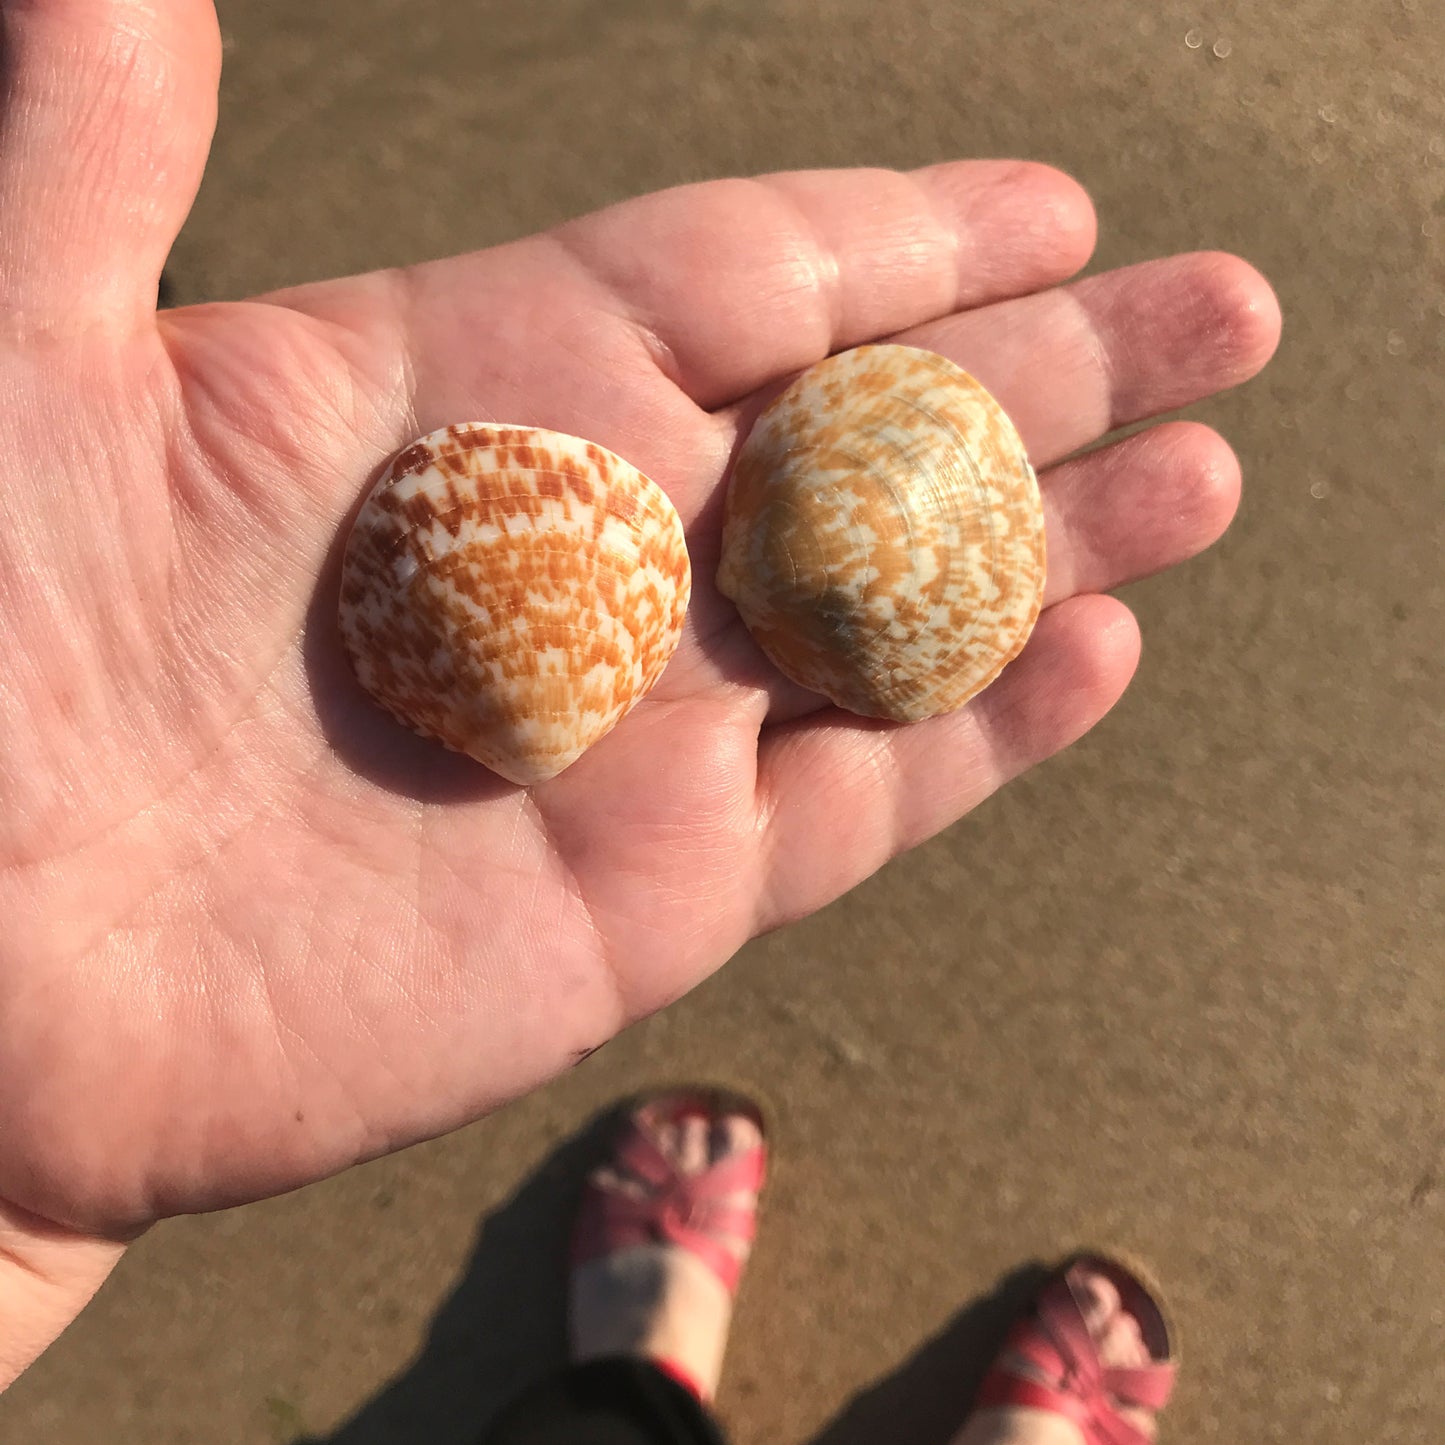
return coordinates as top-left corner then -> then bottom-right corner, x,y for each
339,423 -> 690,785
716,344 -> 1045,722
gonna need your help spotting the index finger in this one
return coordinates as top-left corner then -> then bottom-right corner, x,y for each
551,160 -> 1098,409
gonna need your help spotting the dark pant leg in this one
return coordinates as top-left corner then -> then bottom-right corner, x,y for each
481,1357 -> 728,1445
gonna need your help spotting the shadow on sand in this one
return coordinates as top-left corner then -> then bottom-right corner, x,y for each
296,1108 -> 1045,1445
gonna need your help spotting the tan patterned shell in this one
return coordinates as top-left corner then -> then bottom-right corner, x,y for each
339,424 -> 690,785
716,345 -> 1045,722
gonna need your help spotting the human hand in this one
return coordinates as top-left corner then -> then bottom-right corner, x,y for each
0,0 -> 1278,1381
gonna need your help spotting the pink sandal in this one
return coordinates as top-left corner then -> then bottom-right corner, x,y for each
571,1088 -> 768,1295
974,1255 -> 1178,1445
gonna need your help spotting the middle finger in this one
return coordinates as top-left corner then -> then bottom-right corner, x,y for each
887,249 -> 1281,467
713,250 -> 1279,468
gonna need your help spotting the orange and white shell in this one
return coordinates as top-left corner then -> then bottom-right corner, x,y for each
339,424 -> 690,784
716,345 -> 1045,722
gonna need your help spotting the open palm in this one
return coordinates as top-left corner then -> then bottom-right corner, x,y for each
0,0 -> 1279,1349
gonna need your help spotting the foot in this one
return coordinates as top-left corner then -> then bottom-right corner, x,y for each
569,1091 -> 766,1401
958,1261 -> 1175,1445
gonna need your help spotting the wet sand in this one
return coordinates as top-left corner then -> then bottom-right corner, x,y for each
3,1 -> 1441,1441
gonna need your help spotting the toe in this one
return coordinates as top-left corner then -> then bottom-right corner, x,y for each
622,1094 -> 766,1182
676,1115 -> 709,1174
1098,1308 -> 1150,1369
1072,1266 -> 1123,1333
715,1112 -> 764,1164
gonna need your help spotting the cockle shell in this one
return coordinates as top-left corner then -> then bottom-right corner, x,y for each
339,423 -> 690,785
716,345 -> 1045,721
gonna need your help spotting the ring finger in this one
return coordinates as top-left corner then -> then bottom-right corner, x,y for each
684,415 -> 1245,723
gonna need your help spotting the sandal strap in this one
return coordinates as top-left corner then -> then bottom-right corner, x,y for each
1102,1363 -> 1176,1412
613,1128 -> 766,1198
976,1368 -> 1151,1445
575,1177 -> 758,1293
976,1369 -> 1105,1434
1040,1274 -> 1109,1379
614,1131 -> 682,1190
693,1147 -> 767,1195
588,1190 -> 758,1243
573,1120 -> 766,1296
975,1265 -> 1176,1445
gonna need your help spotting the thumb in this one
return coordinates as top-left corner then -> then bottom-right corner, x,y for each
0,0 -> 220,329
